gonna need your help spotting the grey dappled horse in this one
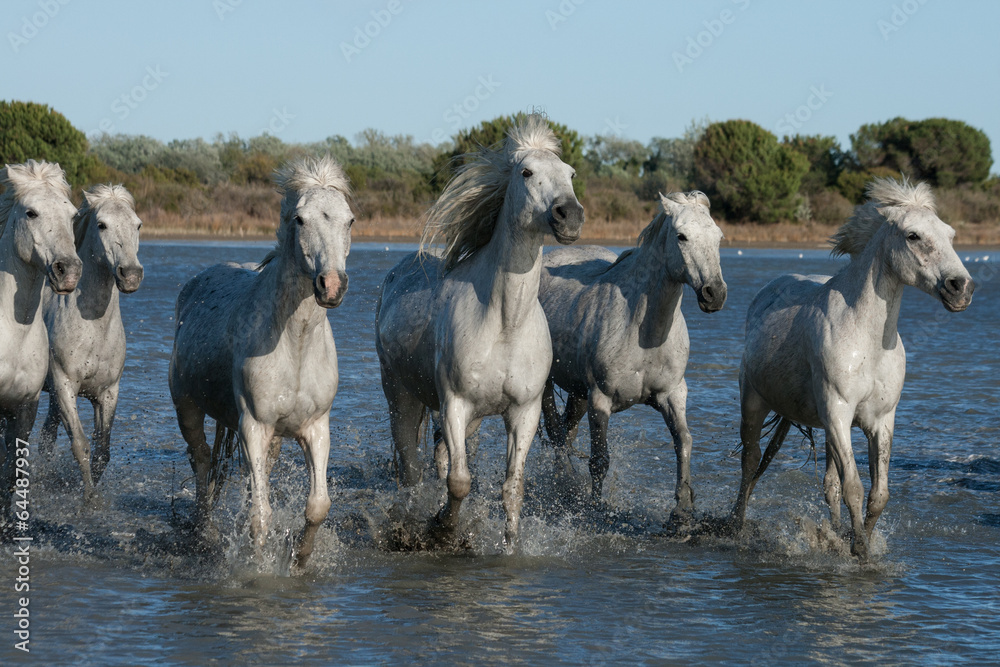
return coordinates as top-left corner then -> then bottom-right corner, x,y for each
39,184 -> 143,504
731,178 -> 975,561
376,115 -> 584,549
539,191 -> 726,515
0,160 -> 81,527
169,156 -> 353,568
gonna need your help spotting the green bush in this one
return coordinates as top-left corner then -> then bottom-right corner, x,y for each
0,100 -> 95,187
850,117 -> 992,188
783,134 -> 845,194
693,120 -> 809,222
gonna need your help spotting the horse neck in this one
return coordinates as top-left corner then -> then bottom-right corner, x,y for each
834,242 -> 904,349
74,236 -> 118,320
473,204 -> 545,330
615,235 -> 684,346
0,228 -> 46,327
258,245 -> 326,339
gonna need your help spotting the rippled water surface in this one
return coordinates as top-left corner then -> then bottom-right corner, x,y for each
3,242 -> 998,665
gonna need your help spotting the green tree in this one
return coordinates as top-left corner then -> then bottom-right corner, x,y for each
0,100 -> 96,187
850,117 -> 992,188
693,120 -> 809,222
782,134 -> 845,194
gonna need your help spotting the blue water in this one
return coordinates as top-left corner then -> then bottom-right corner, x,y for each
2,242 -> 998,665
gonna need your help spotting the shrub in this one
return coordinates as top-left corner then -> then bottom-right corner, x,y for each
693,120 -> 809,222
0,100 -> 94,186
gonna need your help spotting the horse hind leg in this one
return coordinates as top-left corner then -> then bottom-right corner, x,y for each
174,397 -> 213,527
384,380 -> 426,487
39,392 -> 62,459
729,387 -> 773,531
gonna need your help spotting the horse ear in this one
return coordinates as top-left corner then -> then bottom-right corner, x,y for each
658,192 -> 681,217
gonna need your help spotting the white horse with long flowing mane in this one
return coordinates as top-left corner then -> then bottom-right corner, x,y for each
539,191 -> 726,516
0,160 -> 82,527
376,114 -> 585,548
38,184 -> 143,504
169,156 -> 353,568
730,178 -> 975,561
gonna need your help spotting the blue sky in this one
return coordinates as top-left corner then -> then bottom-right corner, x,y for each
6,0 -> 999,168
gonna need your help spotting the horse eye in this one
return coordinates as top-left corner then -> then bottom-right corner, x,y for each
907,231 -> 920,241
677,233 -> 688,242
295,215 -> 304,226
522,168 -> 533,178
349,217 -> 355,227
97,222 -> 108,230
25,209 -> 38,219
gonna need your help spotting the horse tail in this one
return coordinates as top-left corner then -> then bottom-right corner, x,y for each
208,423 -> 240,508
755,414 -> 817,482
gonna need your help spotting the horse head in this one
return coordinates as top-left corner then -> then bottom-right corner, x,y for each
659,191 -> 727,313
1,160 -> 81,294
277,156 -> 354,308
78,184 -> 143,293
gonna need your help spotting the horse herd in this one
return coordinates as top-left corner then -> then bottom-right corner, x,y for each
0,115 -> 976,568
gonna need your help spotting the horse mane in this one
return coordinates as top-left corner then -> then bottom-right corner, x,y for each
611,190 -> 711,268
74,183 -> 136,249
259,155 -> 352,268
830,177 -> 936,258
0,160 -> 72,238
419,113 -> 561,270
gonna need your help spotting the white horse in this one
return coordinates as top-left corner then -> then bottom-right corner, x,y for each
38,184 -> 143,504
730,178 -> 975,561
0,160 -> 82,527
376,114 -> 585,548
539,191 -> 726,515
169,156 -> 353,567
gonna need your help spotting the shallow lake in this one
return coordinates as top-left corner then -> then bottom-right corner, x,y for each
2,242 -> 998,664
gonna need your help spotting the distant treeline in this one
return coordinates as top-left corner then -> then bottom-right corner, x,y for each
2,100 -> 997,239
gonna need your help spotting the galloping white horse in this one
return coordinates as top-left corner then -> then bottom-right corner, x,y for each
539,192 -> 726,516
0,160 -> 82,526
39,184 -> 143,504
169,156 -> 353,567
731,178 -> 975,561
376,115 -> 585,548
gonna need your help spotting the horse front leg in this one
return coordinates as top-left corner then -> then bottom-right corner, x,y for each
501,398 -> 543,551
729,385 -> 769,531
50,373 -> 97,503
863,413 -> 895,540
382,374 -> 426,487
294,415 -> 332,569
652,380 -> 694,521
823,437 -> 842,530
39,391 -> 62,459
821,409 -> 868,562
587,391 -> 613,501
91,382 -> 120,486
238,412 -> 275,552
174,397 -> 213,528
1,400 -> 38,529
434,397 -> 471,535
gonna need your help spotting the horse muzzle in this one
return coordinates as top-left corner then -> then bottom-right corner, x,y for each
314,270 -> 348,308
548,197 -> 585,245
939,275 -> 975,312
48,256 -> 83,295
696,280 -> 728,313
115,265 -> 144,294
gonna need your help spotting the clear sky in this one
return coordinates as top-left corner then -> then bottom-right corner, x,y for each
5,0 -> 999,168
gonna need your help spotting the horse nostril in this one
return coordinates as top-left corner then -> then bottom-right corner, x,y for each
553,205 -> 566,221
947,277 -> 968,293
53,261 -> 66,277
702,285 -> 714,300
118,266 -> 126,279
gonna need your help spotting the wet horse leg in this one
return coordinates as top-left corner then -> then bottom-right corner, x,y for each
434,396 -> 471,535
39,392 -> 62,459
174,397 -> 213,527
729,385 -> 770,530
1,400 -> 38,528
382,374 -> 426,486
501,398 -> 542,550
238,410 -> 276,552
651,380 -> 695,520
294,415 -> 332,568
823,436 -> 842,530
821,407 -> 869,561
50,372 -> 97,503
91,382 -> 120,486
587,391 -> 613,500
863,412 -> 895,540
